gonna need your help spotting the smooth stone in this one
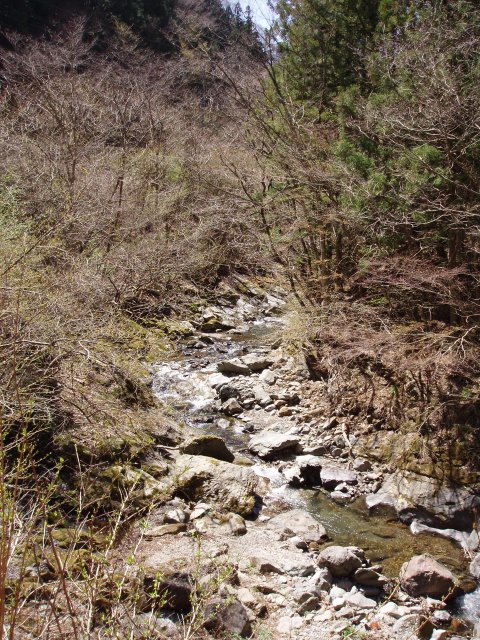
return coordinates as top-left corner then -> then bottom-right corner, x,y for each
344,592 -> 376,609
144,523 -> 187,537
248,431 -> 300,459
164,508 -> 189,524
267,509 -> 328,546
470,553 -> 480,578
320,466 -> 358,490
259,369 -> 277,385
222,398 -> 243,415
353,458 -> 372,472
239,353 -> 272,372
276,615 -> 303,635
379,602 -> 411,619
317,546 -> 364,578
354,567 -> 388,588
228,513 -> 247,536
410,520 -> 470,549
217,358 -> 251,375
399,554 -> 458,599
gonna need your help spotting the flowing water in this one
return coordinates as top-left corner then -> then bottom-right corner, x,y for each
153,316 -> 479,635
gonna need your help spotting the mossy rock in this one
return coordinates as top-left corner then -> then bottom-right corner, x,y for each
180,435 -> 235,463
35,527 -> 107,550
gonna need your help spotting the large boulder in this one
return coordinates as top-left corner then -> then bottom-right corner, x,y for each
200,306 -> 236,332
204,599 -> 252,637
354,567 -> 389,589
320,466 -> 357,490
173,455 -> 259,516
367,472 -> 479,529
317,546 -> 364,578
143,560 -> 193,612
267,509 -> 328,547
365,491 -> 397,518
296,455 -> 323,485
409,520 -> 470,549
399,554 -> 458,598
180,435 -> 235,463
249,552 -> 315,577
217,358 -> 251,375
239,353 -> 272,372
248,431 -> 300,459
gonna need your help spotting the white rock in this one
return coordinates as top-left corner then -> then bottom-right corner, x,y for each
379,602 -> 410,619
260,369 -> 277,385
330,585 -> 347,599
316,610 -> 334,622
344,592 -> 376,609
276,615 -> 303,635
332,597 -> 346,610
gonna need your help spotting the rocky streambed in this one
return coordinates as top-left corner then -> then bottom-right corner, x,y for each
135,285 -> 480,640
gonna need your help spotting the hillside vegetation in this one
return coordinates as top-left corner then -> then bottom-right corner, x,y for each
240,0 -> 480,475
1,0 -> 480,638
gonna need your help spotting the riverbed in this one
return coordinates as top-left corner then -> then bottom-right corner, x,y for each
153,313 -> 479,634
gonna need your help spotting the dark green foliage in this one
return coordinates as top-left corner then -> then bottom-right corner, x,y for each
274,0 -> 379,102
258,0 -> 480,330
0,0 -> 176,48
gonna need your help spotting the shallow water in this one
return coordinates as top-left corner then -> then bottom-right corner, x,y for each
454,588 -> 480,635
301,490 -> 469,577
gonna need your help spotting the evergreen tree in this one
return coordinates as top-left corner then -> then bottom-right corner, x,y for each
274,0 -> 379,103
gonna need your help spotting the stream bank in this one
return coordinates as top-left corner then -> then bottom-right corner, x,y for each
140,281 -> 480,639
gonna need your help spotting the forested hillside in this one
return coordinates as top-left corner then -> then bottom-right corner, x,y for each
245,0 -> 480,473
1,1 -> 480,638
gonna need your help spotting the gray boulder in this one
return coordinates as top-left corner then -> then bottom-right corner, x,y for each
173,455 -> 260,516
399,554 -> 458,598
354,567 -> 389,588
467,527 -> 480,554
217,358 -> 251,375
204,599 -> 252,637
368,472 -> 478,529
344,592 -> 376,609
320,466 -> 357,490
409,520 -> 470,549
366,490 -> 397,518
240,353 -> 272,372
228,513 -> 247,536
180,435 -> 235,463
248,431 -> 300,459
201,307 -> 236,332
222,398 -> 243,415
292,585 -> 321,613
252,384 -> 272,405
268,509 -> 328,547
353,458 -> 372,472
249,552 -> 315,577
259,369 -> 277,385
317,546 -> 364,578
